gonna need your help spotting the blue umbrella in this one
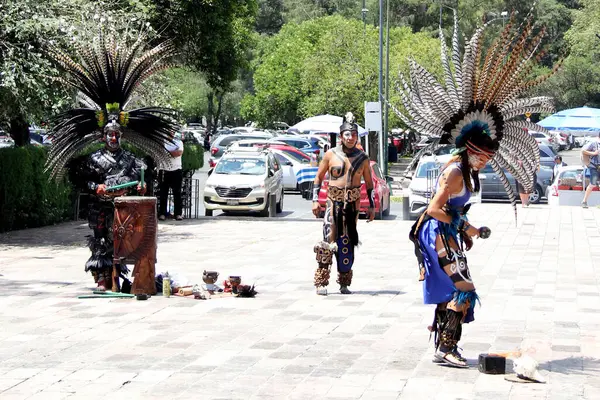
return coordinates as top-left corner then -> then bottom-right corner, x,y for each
538,106 -> 600,131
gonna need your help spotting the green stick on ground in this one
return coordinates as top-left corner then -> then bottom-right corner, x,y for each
78,291 -> 135,299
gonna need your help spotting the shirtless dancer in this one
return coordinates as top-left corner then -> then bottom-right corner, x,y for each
311,113 -> 375,295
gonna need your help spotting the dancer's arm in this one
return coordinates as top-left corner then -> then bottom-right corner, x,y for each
311,151 -> 330,217
362,160 -> 375,221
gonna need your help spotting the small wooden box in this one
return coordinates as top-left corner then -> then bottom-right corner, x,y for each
478,353 -> 506,374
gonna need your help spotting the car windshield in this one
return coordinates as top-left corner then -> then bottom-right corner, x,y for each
215,158 -> 266,175
416,161 -> 441,178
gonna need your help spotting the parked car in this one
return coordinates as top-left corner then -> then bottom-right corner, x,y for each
227,139 -> 287,150
0,134 -> 14,149
530,131 -> 560,154
258,143 -> 312,164
203,147 -> 284,217
407,155 -> 481,219
538,143 -> 557,169
550,131 -> 570,151
273,136 -> 322,157
316,161 -> 391,220
479,164 -> 553,204
414,136 -> 436,150
547,165 -> 600,207
269,148 -> 313,190
208,132 -> 274,167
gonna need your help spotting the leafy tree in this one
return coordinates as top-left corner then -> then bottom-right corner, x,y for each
257,0 -> 285,34
565,0 -> 600,59
533,0 -> 600,110
0,0 -> 157,146
151,0 -> 258,133
241,15 -> 441,127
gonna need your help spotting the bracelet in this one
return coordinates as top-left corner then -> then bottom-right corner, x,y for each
367,188 -> 375,208
311,183 -> 321,201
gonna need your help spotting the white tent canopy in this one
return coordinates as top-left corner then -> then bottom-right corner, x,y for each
289,114 -> 369,137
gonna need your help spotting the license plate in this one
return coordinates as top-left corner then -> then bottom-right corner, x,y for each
226,200 -> 239,205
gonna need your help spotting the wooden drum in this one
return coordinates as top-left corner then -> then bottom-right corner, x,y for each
113,196 -> 158,295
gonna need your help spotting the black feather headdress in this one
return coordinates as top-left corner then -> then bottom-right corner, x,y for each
45,32 -> 180,180
390,7 -> 560,222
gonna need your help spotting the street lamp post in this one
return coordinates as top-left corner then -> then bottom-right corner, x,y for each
378,0 -> 384,171
382,0 -> 390,176
362,0 -> 368,33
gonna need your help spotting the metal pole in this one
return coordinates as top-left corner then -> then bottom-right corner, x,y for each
383,0 -> 390,176
378,0 -> 384,170
362,0 -> 367,34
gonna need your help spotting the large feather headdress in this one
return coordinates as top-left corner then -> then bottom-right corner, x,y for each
391,8 -> 561,221
45,32 -> 180,180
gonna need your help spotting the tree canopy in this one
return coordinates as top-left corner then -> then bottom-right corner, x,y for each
241,15 -> 441,127
1,0 -> 599,141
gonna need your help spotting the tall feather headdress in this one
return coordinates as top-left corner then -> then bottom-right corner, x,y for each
44,32 -> 180,180
391,8 -> 561,222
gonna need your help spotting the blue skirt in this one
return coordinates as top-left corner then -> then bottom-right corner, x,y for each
417,218 -> 476,323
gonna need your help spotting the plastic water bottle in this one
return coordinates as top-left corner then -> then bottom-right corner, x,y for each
163,271 -> 171,298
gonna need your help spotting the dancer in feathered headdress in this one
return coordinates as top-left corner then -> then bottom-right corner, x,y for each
311,112 -> 375,296
404,9 -> 559,367
45,32 -> 180,291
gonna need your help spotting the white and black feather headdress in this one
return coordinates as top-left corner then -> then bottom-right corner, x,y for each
45,32 -> 180,180
392,8 -> 561,221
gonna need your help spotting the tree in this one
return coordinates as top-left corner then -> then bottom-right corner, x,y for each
151,0 -> 258,133
241,15 -> 441,128
533,0 -> 600,110
256,0 -> 285,35
0,0 -> 157,146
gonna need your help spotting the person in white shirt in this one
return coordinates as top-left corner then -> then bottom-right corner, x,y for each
552,155 -> 567,182
159,132 -> 184,220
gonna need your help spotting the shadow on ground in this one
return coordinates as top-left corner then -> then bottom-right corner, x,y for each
538,356 -> 600,376
334,290 -> 405,296
0,278 -> 78,297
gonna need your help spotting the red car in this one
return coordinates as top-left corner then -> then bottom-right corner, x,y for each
257,143 -> 311,162
317,161 -> 391,219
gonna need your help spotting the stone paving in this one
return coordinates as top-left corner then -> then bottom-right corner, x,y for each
0,204 -> 599,400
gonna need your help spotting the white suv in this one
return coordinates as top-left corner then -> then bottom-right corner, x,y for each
203,148 -> 284,217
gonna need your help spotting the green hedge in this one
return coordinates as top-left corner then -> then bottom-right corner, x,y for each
0,142 -> 204,233
0,146 -> 73,233
181,143 -> 204,171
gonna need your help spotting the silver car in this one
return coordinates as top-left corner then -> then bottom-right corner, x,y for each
480,164 -> 553,204
203,147 -> 284,217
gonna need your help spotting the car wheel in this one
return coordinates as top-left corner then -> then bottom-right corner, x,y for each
276,190 -> 284,213
382,194 -> 391,217
529,185 -> 542,204
204,209 -> 213,217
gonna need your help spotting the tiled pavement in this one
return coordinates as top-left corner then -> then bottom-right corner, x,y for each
0,204 -> 599,400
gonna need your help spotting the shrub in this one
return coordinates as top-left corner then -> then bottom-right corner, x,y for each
0,146 -> 73,232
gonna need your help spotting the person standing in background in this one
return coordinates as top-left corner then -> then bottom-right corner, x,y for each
159,132 -> 184,220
